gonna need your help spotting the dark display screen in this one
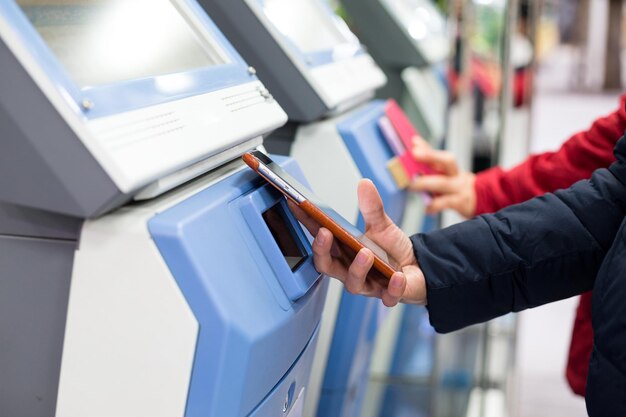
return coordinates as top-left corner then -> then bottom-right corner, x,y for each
262,203 -> 307,271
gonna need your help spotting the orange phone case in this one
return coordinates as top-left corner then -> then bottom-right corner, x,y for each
298,200 -> 396,281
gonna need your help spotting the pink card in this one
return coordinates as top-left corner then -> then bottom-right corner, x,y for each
384,100 -> 436,176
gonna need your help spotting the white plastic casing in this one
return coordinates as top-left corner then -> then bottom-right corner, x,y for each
244,0 -> 387,112
0,10 -> 287,198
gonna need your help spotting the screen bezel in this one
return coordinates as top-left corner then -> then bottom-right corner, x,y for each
3,0 -> 254,119
251,0 -> 365,68
236,180 -> 319,302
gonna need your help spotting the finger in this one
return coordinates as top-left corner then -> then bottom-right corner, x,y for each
400,264 -> 427,305
409,175 -> 458,194
381,291 -> 400,307
387,271 -> 406,299
345,248 -> 374,295
411,135 -> 431,154
433,151 -> 459,176
426,194 -> 462,215
288,201 -> 321,236
381,272 -> 406,307
358,179 -> 393,233
312,228 -> 344,281
412,148 -> 458,176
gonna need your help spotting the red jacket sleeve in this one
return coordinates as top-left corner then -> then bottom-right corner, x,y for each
474,95 -> 626,215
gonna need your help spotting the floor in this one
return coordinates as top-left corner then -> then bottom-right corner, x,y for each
513,46 -> 620,417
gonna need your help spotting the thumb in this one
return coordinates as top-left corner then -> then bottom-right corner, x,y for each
358,179 -> 393,233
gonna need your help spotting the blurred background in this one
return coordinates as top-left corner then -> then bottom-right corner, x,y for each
326,1 -> 624,416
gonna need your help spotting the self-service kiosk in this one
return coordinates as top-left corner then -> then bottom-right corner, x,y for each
0,1 -> 326,416
192,1 -> 421,416
342,0 -> 449,145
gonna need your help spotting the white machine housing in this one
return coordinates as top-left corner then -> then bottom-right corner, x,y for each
244,0 -> 386,113
0,0 -> 287,215
196,0 -> 386,122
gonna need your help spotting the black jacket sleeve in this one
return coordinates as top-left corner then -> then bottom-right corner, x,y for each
412,136 -> 626,333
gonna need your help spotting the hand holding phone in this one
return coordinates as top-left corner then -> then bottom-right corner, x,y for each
242,151 -> 397,285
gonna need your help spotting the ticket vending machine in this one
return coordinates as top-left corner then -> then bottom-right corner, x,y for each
342,0 -> 449,145
193,1 -> 419,417
0,1 -> 327,417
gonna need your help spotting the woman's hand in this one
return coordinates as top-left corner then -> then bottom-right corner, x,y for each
290,179 -> 427,307
411,136 -> 477,218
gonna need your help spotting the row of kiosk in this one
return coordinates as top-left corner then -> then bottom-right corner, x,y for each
0,1 -> 450,417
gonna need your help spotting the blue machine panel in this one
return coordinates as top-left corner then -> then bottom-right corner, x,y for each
337,100 -> 407,230
318,294 -> 381,417
249,326 -> 320,416
317,100 -> 408,417
2,0 -> 256,119
149,157 -> 327,417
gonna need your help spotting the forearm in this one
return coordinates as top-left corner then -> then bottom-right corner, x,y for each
473,96 -> 626,215
413,163 -> 626,333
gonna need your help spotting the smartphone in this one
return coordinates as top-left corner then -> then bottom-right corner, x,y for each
242,150 -> 397,284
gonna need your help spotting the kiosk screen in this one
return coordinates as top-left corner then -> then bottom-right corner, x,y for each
262,0 -> 351,53
17,0 -> 230,87
383,0 -> 446,41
